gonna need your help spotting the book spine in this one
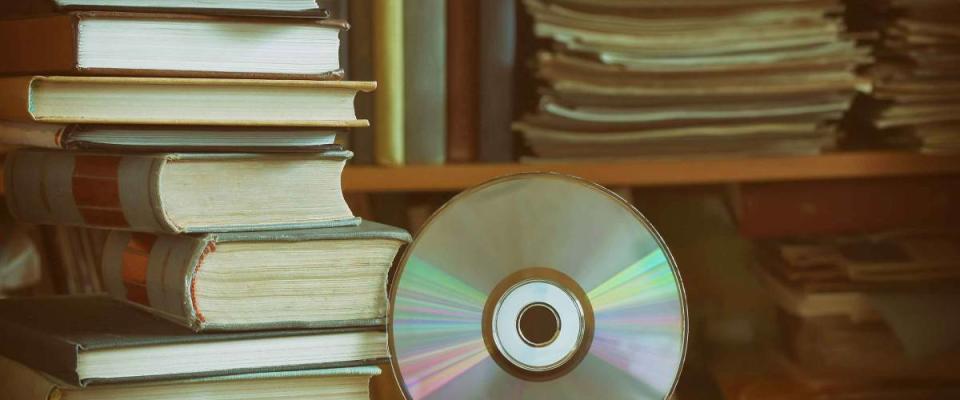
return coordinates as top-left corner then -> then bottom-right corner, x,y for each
0,77 -> 38,122
100,231 -> 211,330
348,0 -> 375,164
733,177 -> 960,238
0,121 -> 67,149
403,0 -> 446,165
372,0 -> 405,165
446,0 -> 479,163
327,0 -> 350,75
4,150 -> 178,233
0,0 -> 58,17
21,77 -> 373,126
0,314 -> 81,387
478,0 -> 516,162
0,14 -> 78,76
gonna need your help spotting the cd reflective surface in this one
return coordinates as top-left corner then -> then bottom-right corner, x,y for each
390,174 -> 687,399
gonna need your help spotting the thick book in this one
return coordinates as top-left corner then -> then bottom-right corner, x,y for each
403,0 -> 446,165
754,262 -> 877,320
0,12 -> 346,79
1,356 -> 379,399
0,122 -> 341,152
97,221 -> 411,331
758,231 -> 960,293
0,296 -> 388,386
372,0 -> 404,165
447,0 -> 480,163
0,76 -> 375,127
0,0 -> 328,16
5,149 -> 357,233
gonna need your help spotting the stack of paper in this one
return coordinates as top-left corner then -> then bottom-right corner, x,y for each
869,0 -> 960,153
515,0 -> 871,160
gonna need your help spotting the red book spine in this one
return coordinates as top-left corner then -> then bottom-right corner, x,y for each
734,177 -> 960,238
72,154 -> 129,229
446,0 -> 479,163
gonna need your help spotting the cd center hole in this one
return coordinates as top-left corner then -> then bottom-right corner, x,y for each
517,303 -> 560,347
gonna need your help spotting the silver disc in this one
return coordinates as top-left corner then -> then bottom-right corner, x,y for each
389,173 -> 687,399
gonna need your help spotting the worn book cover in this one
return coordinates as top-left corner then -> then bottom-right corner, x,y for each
0,76 -> 375,127
0,296 -> 388,386
0,122 -> 343,152
0,355 -> 379,400
96,221 -> 411,331
0,12 -> 347,79
0,0 -> 330,18
5,149 -> 358,233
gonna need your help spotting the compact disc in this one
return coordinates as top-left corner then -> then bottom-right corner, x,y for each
389,173 -> 687,399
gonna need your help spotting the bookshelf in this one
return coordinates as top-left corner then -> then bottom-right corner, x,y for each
342,151 -> 960,192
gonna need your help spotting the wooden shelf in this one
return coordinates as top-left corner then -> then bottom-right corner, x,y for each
341,151 -> 960,192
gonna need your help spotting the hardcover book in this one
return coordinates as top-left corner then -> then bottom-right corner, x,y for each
754,261 -> 878,320
0,296 -> 388,386
447,0 -> 480,163
402,0 -> 446,165
0,76 -> 375,127
372,0 -> 404,165
96,221 -> 411,331
0,122 -> 341,152
478,0 -> 517,162
5,149 -> 357,233
0,0 -> 329,16
0,356 -> 380,400
0,13 -> 347,79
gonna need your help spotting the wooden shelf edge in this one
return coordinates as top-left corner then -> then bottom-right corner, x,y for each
342,152 -> 960,192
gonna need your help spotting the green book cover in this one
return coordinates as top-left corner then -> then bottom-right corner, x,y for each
373,0 -> 405,165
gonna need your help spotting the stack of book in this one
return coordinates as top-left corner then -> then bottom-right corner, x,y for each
750,231 -> 960,396
725,180 -> 960,397
866,0 -> 960,153
514,0 -> 871,160
0,1 -> 410,398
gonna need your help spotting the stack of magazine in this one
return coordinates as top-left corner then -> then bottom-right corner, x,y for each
514,0 -> 871,160
865,0 -> 960,153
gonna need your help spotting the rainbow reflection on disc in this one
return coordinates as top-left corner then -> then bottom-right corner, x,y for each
389,173 -> 687,400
